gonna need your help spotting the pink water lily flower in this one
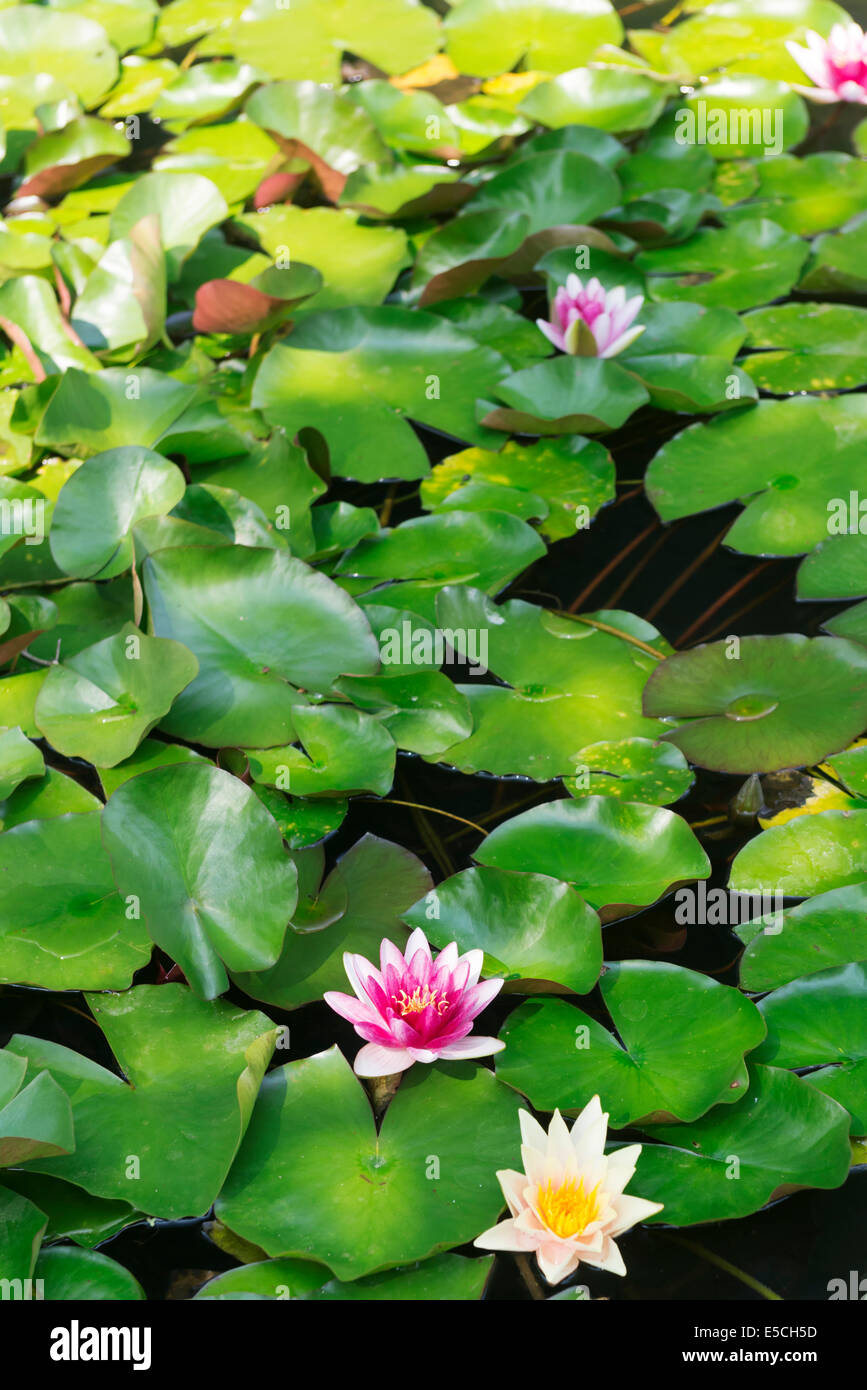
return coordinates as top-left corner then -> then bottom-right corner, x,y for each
474,1098 -> 663,1285
787,22 -> 867,103
536,275 -> 645,358
323,927 -> 505,1077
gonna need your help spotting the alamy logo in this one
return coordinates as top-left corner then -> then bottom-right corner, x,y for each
379,621 -> 489,675
0,1277 -> 43,1299
674,100 -> 784,156
674,883 -> 784,932
49,1321 -> 152,1370
0,496 -> 45,545
827,1270 -> 866,1299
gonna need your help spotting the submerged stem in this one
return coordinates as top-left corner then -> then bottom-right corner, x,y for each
664,1234 -> 782,1301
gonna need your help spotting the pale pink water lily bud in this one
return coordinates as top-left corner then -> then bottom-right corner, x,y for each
786,23 -> 867,103
323,927 -> 505,1077
474,1098 -> 663,1285
536,275 -> 645,358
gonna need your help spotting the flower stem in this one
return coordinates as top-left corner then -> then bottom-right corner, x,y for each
664,1234 -> 782,1301
515,1254 -> 546,1301
367,1071 -> 403,1122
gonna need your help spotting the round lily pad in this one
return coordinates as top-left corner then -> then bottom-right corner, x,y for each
631,1063 -> 852,1226
34,1245 -> 145,1300
0,809 -> 151,991
741,303 -> 867,394
195,1253 -> 492,1301
215,1046 -> 522,1282
643,635 -> 867,774
34,626 -> 198,768
475,796 -> 710,911
730,809 -> 867,899
753,962 -> 867,1134
737,882 -> 867,992
637,218 -> 808,312
496,961 -> 764,1126
563,737 -> 694,805
8,984 -> 277,1220
402,865 -> 602,995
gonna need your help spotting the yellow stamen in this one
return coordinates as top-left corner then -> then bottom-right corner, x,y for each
393,986 -> 449,1017
537,1176 -> 602,1239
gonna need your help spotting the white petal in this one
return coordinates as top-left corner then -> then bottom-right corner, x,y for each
474,1217 -> 535,1252
353,1042 -> 414,1077
536,1242 -> 581,1285
437,1035 -> 505,1059
404,926 -> 431,963
608,1192 -> 665,1236
519,1108 -> 549,1152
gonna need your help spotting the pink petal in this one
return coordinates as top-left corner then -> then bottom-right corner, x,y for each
437,1035 -> 505,1059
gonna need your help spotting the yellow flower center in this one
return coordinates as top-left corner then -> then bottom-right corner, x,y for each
537,1176 -> 602,1239
393,986 -> 449,1017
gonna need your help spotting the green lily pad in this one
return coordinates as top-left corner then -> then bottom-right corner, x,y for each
102,763 -> 298,999
34,1245 -> 144,1300
195,1253 -> 492,1301
232,206 -> 408,315
234,832 -> 431,1008
643,635 -> 867,775
245,79 -> 388,191
753,962 -> 867,1134
427,589 -> 669,780
637,218 -> 808,312
0,765 -> 99,831
336,509 -> 545,598
215,1046 -> 522,1281
243,704 -> 396,798
563,737 -> 694,805
403,865 -> 601,994
108,171 -> 228,281
152,60 -> 262,130
497,961 -> 764,1125
143,544 -> 379,747
153,118 -> 279,204
483,355 -> 650,436
251,306 -> 510,483
645,395 -> 865,557
476,796 -> 710,912
200,0 -> 440,85
631,1064 -> 852,1226
444,0 -> 622,77
420,436 -> 614,543
0,1185 -> 47,1281
70,217 -> 166,357
20,115 -> 129,199
97,735 -> 208,798
618,301 -> 755,413
737,883 -> 867,991
0,1057 -> 74,1168
0,6 -> 118,109
628,0 -> 845,83
730,809 -> 867,898
8,985 -> 277,1219
519,66 -> 667,133
333,670 -> 472,756
800,214 -> 867,295
34,626 -> 198,768
49,447 -> 184,579
0,1171 -> 141,1249
0,275 -> 99,377
36,366 -> 200,454
740,303 -> 867,394
676,76 -> 807,159
725,153 -> 867,236
0,808 -> 151,990
0,725 -> 44,800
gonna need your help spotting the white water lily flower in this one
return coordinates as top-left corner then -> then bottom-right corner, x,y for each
474,1096 -> 663,1284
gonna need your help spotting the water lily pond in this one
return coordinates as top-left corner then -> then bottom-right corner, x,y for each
0,0 -> 866,1313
